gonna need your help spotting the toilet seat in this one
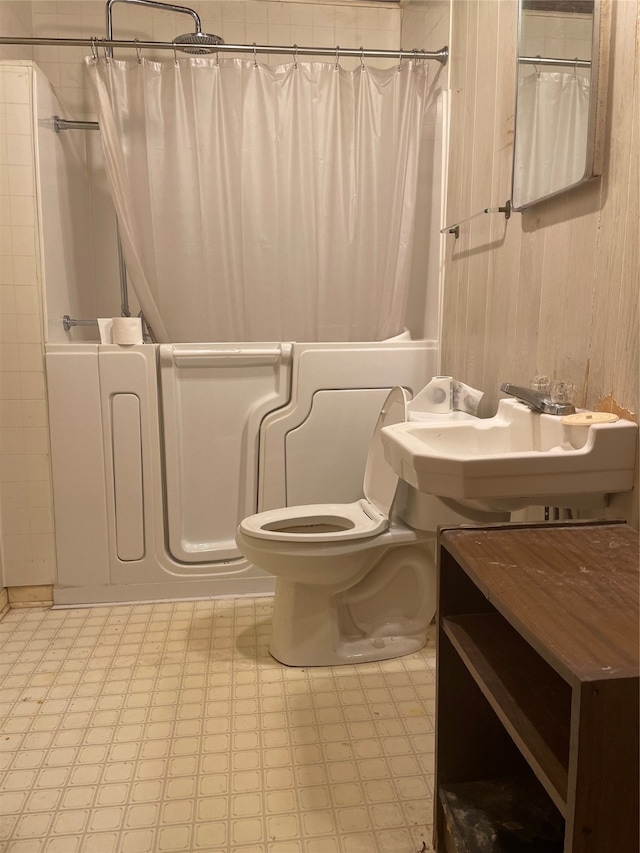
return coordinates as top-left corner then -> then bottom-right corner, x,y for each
238,499 -> 388,543
237,387 -> 409,545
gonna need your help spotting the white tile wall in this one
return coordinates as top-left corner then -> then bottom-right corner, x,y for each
0,2 -> 34,62
400,0 -> 449,52
0,63 -> 56,590
521,10 -> 593,79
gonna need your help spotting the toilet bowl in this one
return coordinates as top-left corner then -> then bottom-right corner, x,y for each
236,386 -> 443,666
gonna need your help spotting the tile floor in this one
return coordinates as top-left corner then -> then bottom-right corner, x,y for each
0,597 -> 436,853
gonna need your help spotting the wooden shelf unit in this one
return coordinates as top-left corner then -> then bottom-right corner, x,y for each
434,521 -> 639,853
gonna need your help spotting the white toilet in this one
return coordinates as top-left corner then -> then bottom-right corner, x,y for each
236,386 -> 445,667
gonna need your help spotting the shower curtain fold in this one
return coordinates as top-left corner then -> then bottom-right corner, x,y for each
86,56 -> 431,343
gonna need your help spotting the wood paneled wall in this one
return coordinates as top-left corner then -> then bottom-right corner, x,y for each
438,0 -> 638,524
441,0 -> 638,418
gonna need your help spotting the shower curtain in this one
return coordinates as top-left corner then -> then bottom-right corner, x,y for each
513,71 -> 590,208
86,56 -> 431,343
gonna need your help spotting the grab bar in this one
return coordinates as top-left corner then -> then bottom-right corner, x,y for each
53,115 -> 99,133
161,344 -> 293,369
63,315 -> 99,332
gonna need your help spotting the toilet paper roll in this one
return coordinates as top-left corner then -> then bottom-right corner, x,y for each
410,376 -> 453,415
112,316 -> 143,346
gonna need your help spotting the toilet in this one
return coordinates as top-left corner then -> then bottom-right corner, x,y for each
237,385 -> 509,667
236,386 -> 447,666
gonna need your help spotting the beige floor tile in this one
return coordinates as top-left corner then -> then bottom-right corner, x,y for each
0,598 -> 436,852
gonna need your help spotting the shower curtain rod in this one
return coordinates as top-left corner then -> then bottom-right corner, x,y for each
519,54 -> 591,68
0,36 -> 448,63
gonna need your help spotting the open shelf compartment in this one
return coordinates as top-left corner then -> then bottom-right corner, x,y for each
439,773 -> 565,853
442,612 -> 571,813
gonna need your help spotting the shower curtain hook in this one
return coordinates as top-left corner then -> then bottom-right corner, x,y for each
397,49 -> 402,73
534,55 -> 541,76
334,45 -> 340,71
360,46 -> 365,72
101,38 -> 110,63
90,37 -> 99,61
134,38 -> 142,64
293,44 -> 298,68
173,42 -> 178,67
253,42 -> 258,67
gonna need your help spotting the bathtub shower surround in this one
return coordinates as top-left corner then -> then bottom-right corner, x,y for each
0,57 -> 443,606
46,339 -> 437,604
0,2 -> 449,603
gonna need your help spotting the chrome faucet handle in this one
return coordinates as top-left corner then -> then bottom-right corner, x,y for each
500,382 -> 576,416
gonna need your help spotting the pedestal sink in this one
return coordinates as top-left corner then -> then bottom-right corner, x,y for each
382,398 -> 638,511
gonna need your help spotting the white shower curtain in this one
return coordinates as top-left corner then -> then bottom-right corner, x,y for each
86,56 -> 430,343
513,71 -> 590,208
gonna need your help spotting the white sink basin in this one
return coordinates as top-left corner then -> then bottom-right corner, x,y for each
382,398 -> 638,510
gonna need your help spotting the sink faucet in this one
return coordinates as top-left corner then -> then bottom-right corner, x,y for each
500,383 -> 576,416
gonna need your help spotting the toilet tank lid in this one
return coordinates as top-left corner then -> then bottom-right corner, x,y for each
363,386 -> 408,519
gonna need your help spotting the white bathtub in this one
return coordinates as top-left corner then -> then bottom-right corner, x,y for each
46,337 -> 437,605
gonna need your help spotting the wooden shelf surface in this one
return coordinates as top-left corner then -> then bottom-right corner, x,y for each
440,523 -> 640,684
442,613 -> 571,813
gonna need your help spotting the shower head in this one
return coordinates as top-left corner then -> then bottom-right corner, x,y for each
106,0 -> 223,56
172,31 -> 224,55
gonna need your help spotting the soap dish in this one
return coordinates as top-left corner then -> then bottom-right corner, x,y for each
561,411 -> 620,426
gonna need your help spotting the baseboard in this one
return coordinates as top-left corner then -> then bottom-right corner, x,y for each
53,576 -> 276,606
7,584 -> 54,609
0,588 -> 9,620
